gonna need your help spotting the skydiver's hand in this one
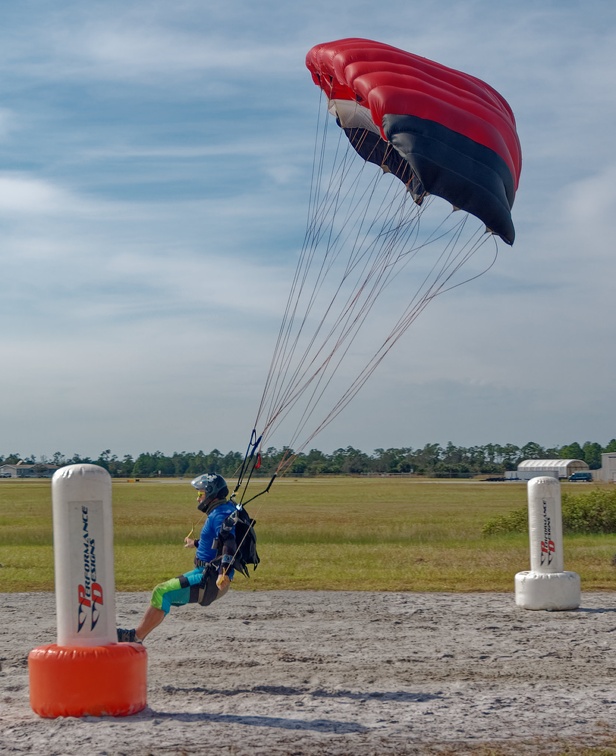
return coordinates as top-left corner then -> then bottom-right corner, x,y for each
184,537 -> 197,548
216,574 -> 231,595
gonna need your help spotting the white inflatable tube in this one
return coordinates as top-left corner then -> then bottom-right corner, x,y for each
514,476 -> 580,611
51,464 -> 117,646
30,463 -> 147,719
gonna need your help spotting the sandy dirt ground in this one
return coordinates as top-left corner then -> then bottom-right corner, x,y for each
1,590 -> 615,755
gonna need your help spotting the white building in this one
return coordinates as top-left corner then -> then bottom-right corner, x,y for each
593,453 -> 616,483
515,459 -> 589,481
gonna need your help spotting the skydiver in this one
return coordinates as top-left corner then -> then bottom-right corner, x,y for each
116,473 -> 237,643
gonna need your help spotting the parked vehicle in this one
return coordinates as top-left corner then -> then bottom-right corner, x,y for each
569,471 -> 592,482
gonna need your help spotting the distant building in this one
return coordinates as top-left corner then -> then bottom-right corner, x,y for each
593,453 -> 616,483
0,463 -> 60,478
514,459 -> 589,481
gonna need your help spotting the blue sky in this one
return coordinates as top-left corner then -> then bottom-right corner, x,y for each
1,0 -> 615,460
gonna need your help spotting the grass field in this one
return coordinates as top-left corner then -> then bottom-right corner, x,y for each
1,476 -> 615,593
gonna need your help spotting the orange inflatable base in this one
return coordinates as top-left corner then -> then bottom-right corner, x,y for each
28,643 -> 148,718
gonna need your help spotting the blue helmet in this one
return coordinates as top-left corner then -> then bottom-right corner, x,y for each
190,473 -> 229,512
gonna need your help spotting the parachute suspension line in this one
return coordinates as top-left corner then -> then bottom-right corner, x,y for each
271,191 -> 427,454
261,161 -> 395,438
253,105 -> 352,438
255,181 -> 396,447
253,118 -> 367,440
263,126 -> 408,416
271,221 -> 494,474
231,429 -> 263,508
305,88 -> 328,231
255,117 -> 431,456
252,95 -> 500,475
258,247 -> 413,461
278,235 -> 497,463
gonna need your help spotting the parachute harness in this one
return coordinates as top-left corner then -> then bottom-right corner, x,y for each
184,436 -> 266,582
203,431 -> 270,581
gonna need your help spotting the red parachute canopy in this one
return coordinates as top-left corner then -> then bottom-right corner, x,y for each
306,38 -> 521,244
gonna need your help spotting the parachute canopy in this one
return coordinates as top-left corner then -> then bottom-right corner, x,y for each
245,40 -> 523,479
306,38 -> 521,244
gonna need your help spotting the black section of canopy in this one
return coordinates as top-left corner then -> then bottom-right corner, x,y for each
383,114 -> 516,245
342,127 -> 427,205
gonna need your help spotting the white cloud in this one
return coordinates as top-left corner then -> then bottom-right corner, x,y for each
0,173 -> 89,216
2,0 -> 616,458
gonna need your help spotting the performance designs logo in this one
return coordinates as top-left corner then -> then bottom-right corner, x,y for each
77,505 -> 104,632
540,498 -> 555,566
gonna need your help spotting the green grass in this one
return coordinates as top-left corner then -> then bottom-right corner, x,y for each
1,477 -> 615,592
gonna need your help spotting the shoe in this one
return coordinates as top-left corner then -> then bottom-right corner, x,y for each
116,627 -> 140,643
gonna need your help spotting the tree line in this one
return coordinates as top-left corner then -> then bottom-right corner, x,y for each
2,439 -> 615,478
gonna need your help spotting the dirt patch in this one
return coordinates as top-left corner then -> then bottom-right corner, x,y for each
1,590 -> 615,754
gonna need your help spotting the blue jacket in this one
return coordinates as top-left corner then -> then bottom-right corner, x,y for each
195,501 -> 237,568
